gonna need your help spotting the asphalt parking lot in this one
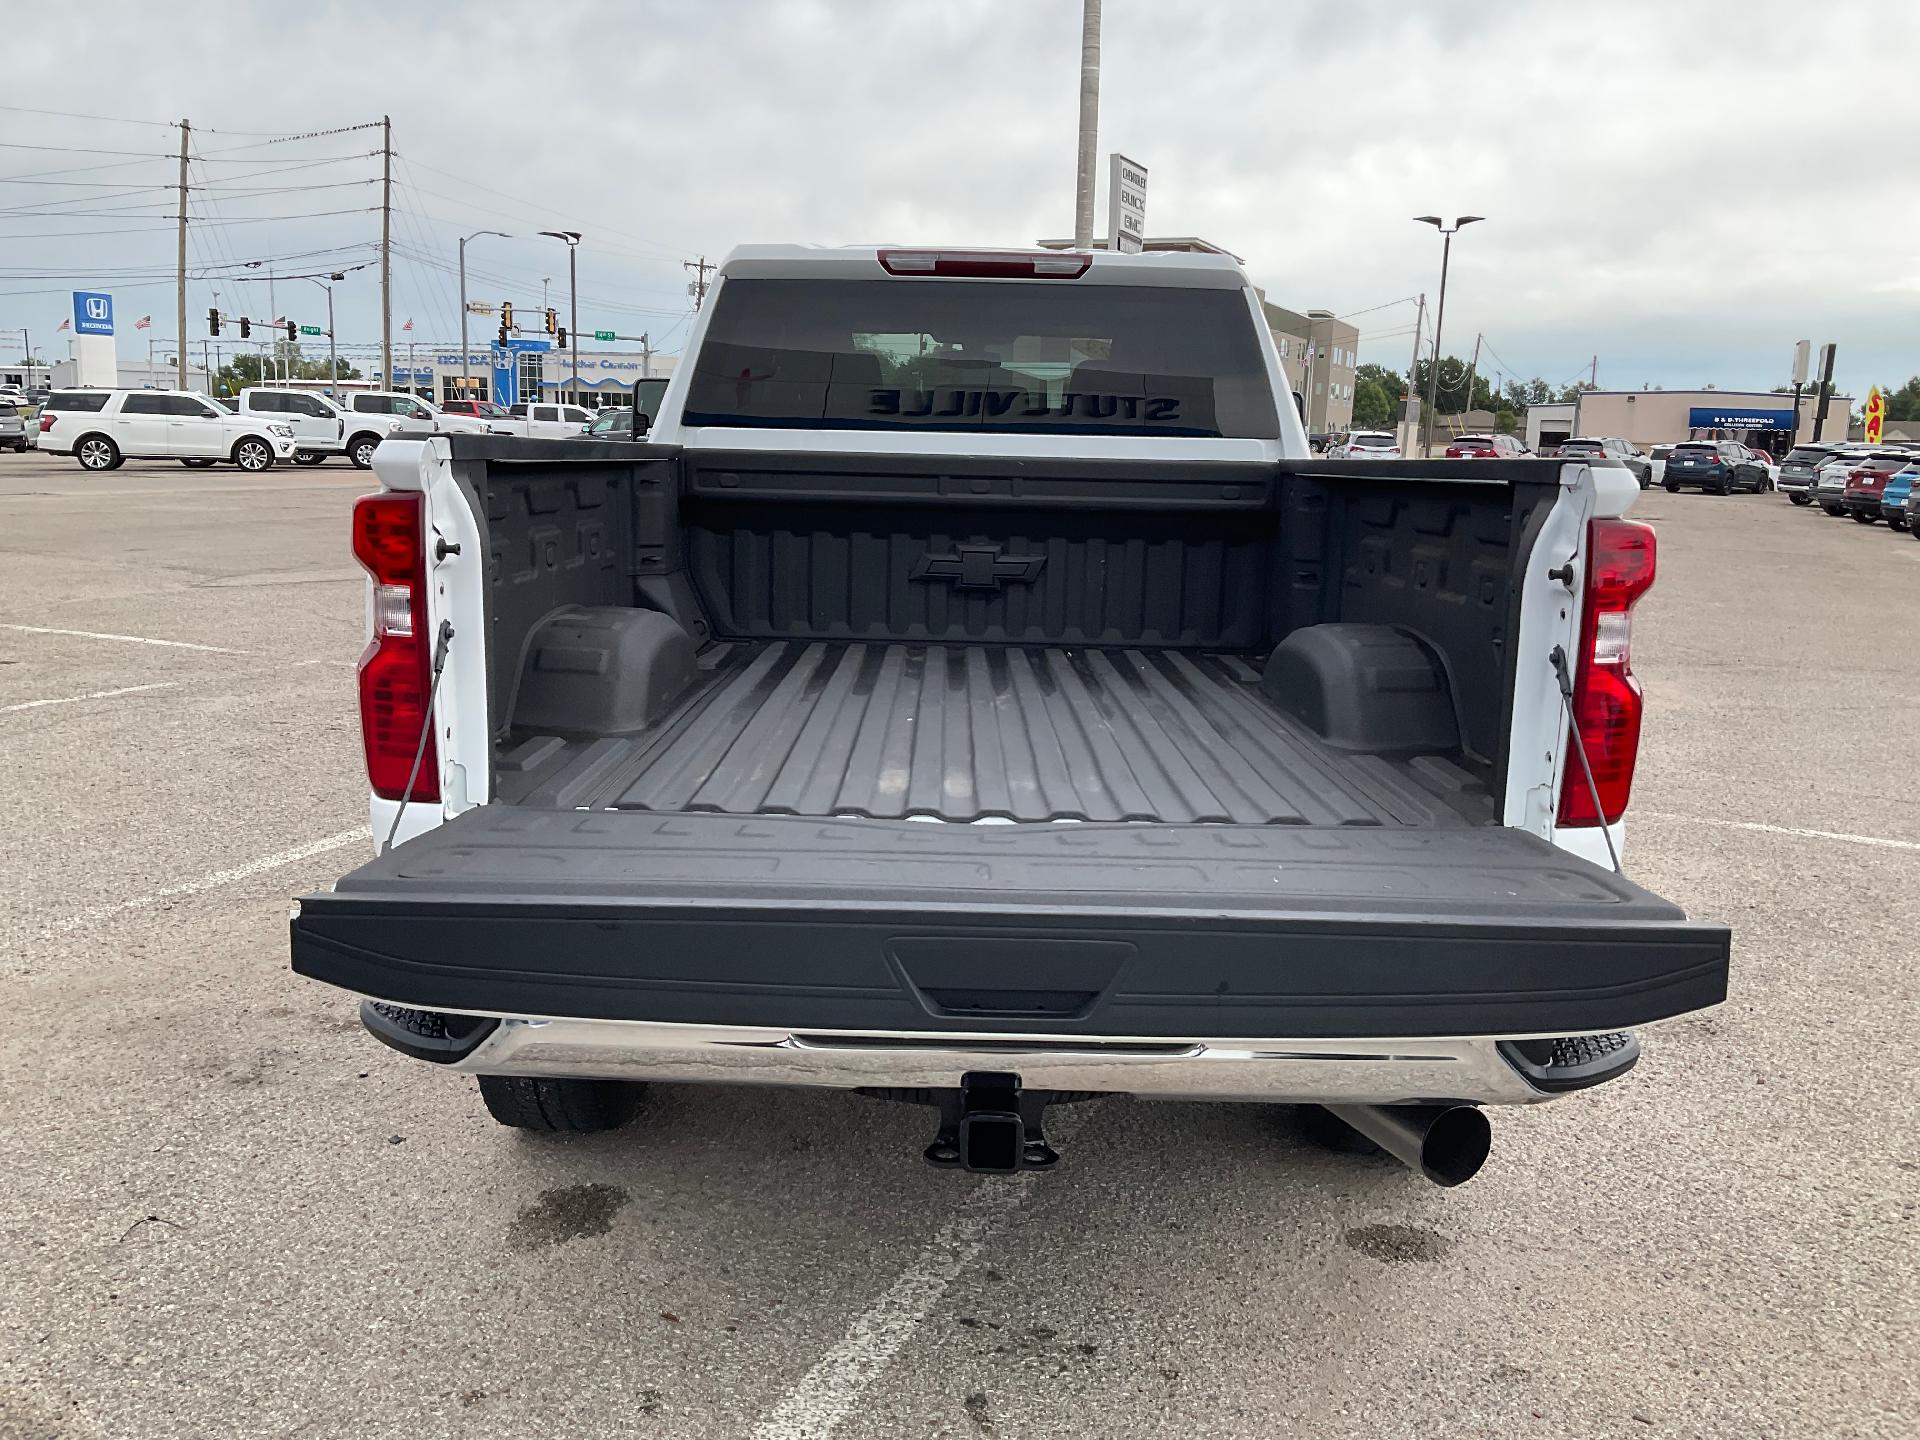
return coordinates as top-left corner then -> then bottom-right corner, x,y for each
1,452 -> 1914,1440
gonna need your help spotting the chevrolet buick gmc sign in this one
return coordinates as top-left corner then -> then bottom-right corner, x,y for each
72,291 -> 114,336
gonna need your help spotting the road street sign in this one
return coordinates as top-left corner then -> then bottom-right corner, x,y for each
1107,153 -> 1148,255
593,330 -> 616,342
1791,339 -> 1810,386
299,325 -> 322,337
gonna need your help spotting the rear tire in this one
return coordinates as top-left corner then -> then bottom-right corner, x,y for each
1823,505 -> 1845,517
1851,511 -> 1877,525
1664,480 -> 1681,492
180,457 -> 216,468
477,1075 -> 642,1133
1788,492 -> 1811,506
76,435 -> 118,471
293,450 -> 326,466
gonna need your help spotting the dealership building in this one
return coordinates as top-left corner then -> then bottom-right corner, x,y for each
1560,389 -> 1855,455
375,341 -> 678,408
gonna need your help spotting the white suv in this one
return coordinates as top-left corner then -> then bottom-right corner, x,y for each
40,389 -> 297,472
340,391 -> 487,469
1339,430 -> 1403,458
233,388 -> 348,465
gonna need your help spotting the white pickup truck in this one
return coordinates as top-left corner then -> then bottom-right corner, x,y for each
291,245 -> 1730,1185
337,390 -> 489,469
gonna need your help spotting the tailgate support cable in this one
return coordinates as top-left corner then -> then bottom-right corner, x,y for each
382,620 -> 455,856
1549,644 -> 1622,874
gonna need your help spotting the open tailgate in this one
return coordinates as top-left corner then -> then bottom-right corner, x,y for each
292,808 -> 1729,1040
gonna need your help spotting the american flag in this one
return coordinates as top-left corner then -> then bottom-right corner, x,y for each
134,315 -> 152,330
402,318 -> 414,332
56,319 -> 70,332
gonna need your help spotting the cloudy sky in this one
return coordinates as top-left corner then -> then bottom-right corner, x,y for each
4,0 -> 1912,399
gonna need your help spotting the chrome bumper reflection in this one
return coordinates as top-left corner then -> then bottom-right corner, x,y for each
441,1015 -> 1556,1107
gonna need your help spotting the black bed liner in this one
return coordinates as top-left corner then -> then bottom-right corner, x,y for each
292,809 -> 1732,1039
494,640 -> 1495,827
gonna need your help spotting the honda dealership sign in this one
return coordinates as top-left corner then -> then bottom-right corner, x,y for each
72,291 -> 114,336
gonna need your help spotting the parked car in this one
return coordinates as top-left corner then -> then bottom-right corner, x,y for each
1338,430 -> 1402,459
1662,440 -> 1769,494
1445,433 -> 1528,459
572,406 -> 647,441
1907,476 -> 1920,539
38,389 -> 297,471
1880,463 -> 1917,531
338,391 -> 489,468
0,392 -> 37,452
1814,446 -> 1875,514
440,399 -> 518,423
290,243 -> 1728,1185
1556,436 -> 1651,488
1777,443 -> 1839,506
231,388 -> 348,465
1840,452 -> 1913,524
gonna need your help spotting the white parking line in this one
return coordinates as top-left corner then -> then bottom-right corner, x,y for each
31,828 -> 364,945
751,1178 -> 1034,1440
0,682 -> 177,714
0,623 -> 250,655
1639,812 -> 1920,853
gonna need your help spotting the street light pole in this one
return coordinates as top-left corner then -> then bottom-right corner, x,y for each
1413,215 -> 1483,457
458,229 -> 510,402
304,273 -> 345,397
540,230 -> 582,406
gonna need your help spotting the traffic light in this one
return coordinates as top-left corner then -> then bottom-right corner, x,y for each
239,317 -> 251,339
208,308 -> 221,337
498,318 -> 509,346
545,307 -> 557,336
284,320 -> 296,343
501,301 -> 513,332
556,326 -> 567,349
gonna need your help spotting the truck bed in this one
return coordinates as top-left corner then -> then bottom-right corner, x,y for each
492,639 -> 1495,827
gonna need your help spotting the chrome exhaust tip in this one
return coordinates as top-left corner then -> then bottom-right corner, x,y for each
1323,1103 -> 1492,1187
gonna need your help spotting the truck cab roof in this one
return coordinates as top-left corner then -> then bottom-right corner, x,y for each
717,244 -> 1252,290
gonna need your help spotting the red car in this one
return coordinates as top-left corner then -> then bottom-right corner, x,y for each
1841,453 -> 1913,525
440,399 -> 515,421
1445,433 -> 1529,459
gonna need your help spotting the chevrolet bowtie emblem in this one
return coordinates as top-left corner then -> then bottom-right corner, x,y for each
910,544 -> 1047,591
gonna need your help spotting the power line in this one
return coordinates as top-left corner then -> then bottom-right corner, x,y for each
0,103 -> 178,129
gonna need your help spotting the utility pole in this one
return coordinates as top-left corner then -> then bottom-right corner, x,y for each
176,119 -> 190,390
1413,215 -> 1483,456
1589,355 -> 1597,388
1462,332 -> 1483,427
380,115 -> 393,387
1072,0 -> 1102,248
1403,292 -> 1425,450
683,256 -> 713,309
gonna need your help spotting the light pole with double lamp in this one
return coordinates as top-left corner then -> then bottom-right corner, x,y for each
458,229 -> 510,402
540,230 -> 581,406
1413,214 -> 1482,457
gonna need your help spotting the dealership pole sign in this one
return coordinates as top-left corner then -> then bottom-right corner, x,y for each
72,291 -> 114,336
1864,386 -> 1885,443
1107,153 -> 1147,254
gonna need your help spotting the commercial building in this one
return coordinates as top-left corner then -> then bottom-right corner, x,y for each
374,342 -> 678,408
46,355 -> 211,393
1570,389 -> 1854,455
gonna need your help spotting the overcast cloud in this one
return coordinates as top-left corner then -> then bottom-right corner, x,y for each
4,0 -> 1913,398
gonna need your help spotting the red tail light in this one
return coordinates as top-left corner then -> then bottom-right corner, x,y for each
352,492 -> 438,803
39,414 -> 54,432
1558,517 -> 1656,827
878,249 -> 1092,279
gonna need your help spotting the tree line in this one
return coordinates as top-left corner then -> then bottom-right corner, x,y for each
1350,360 -> 1596,433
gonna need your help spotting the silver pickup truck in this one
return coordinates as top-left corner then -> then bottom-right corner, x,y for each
291,245 -> 1730,1187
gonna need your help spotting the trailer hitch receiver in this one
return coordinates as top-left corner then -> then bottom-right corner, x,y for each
924,1072 -> 1059,1174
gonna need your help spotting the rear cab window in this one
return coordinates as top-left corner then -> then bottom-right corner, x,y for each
682,277 -> 1281,438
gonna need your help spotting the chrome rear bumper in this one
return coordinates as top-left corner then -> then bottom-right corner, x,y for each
434,1013 -> 1562,1107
